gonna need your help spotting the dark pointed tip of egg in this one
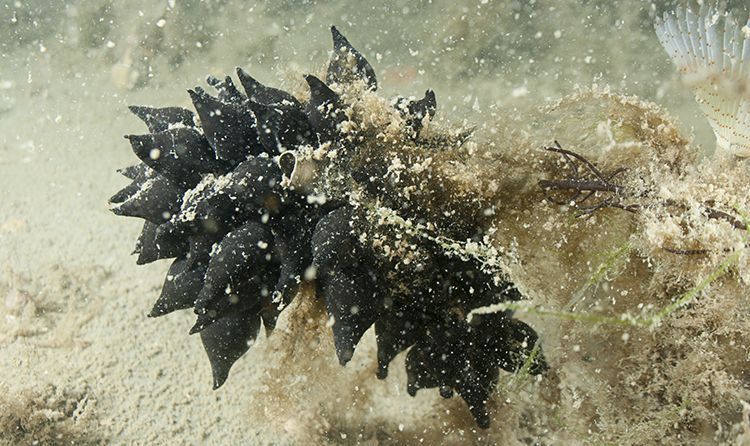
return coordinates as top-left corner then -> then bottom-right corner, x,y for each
205,75 -> 221,87
211,368 -> 230,390
333,331 -> 356,366
187,88 -> 211,104
330,25 -> 345,44
439,386 -> 453,399
262,324 -> 275,337
147,295 -> 183,318
235,66 -> 256,87
424,89 -> 436,105
376,365 -> 388,380
304,74 -> 332,95
116,164 -> 145,180
189,320 -> 205,335
407,383 -> 418,397
335,345 -> 354,366
109,186 -> 135,205
124,133 -> 150,147
146,299 -> 176,319
109,205 -> 128,217
190,310 -> 220,334
124,134 -> 151,156
127,105 -> 196,133
472,408 -> 490,429
187,88 -> 203,103
207,364 -> 231,388
127,105 -> 148,117
329,26 -> 357,61
327,25 -> 377,90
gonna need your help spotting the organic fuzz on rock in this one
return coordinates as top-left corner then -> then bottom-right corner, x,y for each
110,26 -> 546,428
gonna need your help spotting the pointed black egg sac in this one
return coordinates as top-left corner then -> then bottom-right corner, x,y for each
328,25 -> 377,90
304,74 -> 346,143
248,101 -> 313,153
133,221 -> 187,265
116,162 -> 150,181
401,312 -> 542,430
312,207 -> 384,364
149,257 -> 207,317
396,89 -> 437,136
110,166 -> 150,204
125,128 -> 224,187
270,205 -> 320,305
110,25 -> 546,429
205,75 -> 245,105
188,87 -> 263,165
110,174 -> 182,224
200,304 -> 262,389
236,67 -> 301,108
127,106 -> 196,133
190,221 -> 276,333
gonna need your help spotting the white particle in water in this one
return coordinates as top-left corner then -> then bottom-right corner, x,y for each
511,86 -> 529,98
304,266 -> 317,281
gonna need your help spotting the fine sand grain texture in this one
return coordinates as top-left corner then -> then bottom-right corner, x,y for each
2,1 -> 746,445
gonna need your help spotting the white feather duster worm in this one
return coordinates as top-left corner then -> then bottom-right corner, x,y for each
655,4 -> 750,157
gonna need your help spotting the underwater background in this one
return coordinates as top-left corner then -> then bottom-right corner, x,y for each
2,0 -> 750,444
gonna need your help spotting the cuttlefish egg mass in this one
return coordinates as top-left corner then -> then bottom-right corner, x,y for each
109,26 -> 546,428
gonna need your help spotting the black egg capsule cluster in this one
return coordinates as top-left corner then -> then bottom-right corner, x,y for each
110,26 -> 546,428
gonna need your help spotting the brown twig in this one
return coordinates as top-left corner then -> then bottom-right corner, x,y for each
703,207 -> 747,231
538,141 -> 748,256
539,141 -> 632,213
537,179 -> 621,194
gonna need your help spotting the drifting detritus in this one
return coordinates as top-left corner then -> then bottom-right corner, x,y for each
109,26 -> 546,428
